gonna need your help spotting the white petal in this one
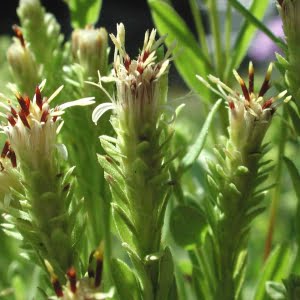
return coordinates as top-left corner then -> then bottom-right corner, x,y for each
39,79 -> 47,91
59,97 -> 95,110
48,85 -> 64,103
92,102 -> 115,124
56,143 -> 68,160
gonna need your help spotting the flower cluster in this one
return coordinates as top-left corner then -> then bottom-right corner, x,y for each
92,22 -> 175,127
198,62 -> 291,153
0,80 -> 94,170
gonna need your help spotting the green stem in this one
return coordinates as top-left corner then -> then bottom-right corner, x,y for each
264,107 -> 287,260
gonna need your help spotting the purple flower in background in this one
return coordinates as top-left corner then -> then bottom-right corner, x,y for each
248,16 -> 284,61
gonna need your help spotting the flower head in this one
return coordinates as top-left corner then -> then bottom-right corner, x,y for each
7,25 -> 39,94
197,62 -> 291,153
91,23 -> 175,127
0,80 -> 95,169
72,26 -> 108,77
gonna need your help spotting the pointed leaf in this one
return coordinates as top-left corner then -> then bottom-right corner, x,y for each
111,258 -> 141,300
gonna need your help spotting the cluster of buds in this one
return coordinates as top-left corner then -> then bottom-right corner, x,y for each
198,62 -> 291,154
72,26 -> 108,78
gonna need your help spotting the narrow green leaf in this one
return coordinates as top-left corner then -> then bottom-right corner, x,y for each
170,205 -> 207,248
111,258 -> 141,300
148,0 -> 212,100
225,0 -> 270,79
156,247 -> 174,300
284,157 -> 300,201
254,243 -> 296,300
65,0 -> 102,28
284,156 -> 300,257
179,99 -> 222,173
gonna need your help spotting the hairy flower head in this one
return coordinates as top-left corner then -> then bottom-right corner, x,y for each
0,80 -> 94,169
91,23 -> 175,127
197,62 -> 291,153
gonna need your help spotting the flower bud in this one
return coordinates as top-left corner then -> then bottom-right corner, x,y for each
72,27 -> 108,78
7,27 -> 39,94
198,62 -> 290,155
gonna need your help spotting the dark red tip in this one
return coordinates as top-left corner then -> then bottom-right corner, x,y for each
137,63 -> 144,74
35,86 -> 43,110
124,55 -> 131,71
16,93 -> 30,116
67,267 -> 77,294
1,141 -> 10,158
11,106 -> 18,118
229,101 -> 235,110
7,114 -> 17,127
19,111 -> 30,129
262,98 -> 273,109
40,109 -> 49,123
142,50 -> 150,62
7,150 -> 17,168
12,25 -> 25,48
52,277 -> 64,297
259,80 -> 271,97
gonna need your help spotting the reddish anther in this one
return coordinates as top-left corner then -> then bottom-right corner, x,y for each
1,141 -> 10,158
52,277 -> 64,297
40,110 -> 49,123
12,25 -> 25,48
249,68 -> 254,94
16,93 -> 30,116
7,114 -> 17,127
239,79 -> 250,101
94,258 -> 103,287
142,50 -> 150,62
35,86 -> 43,110
137,63 -> 144,74
262,98 -> 273,109
229,101 -> 235,110
124,55 -> 131,71
67,267 -> 77,294
7,150 -> 17,168
259,75 -> 271,97
19,111 -> 31,129
11,106 -> 18,118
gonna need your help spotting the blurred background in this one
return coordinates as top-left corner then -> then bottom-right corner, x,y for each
0,1 -> 294,299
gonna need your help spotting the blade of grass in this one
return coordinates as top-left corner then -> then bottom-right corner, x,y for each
148,0 -> 213,101
224,0 -> 271,81
207,0 -> 223,76
188,0 -> 210,61
225,2 -> 232,67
